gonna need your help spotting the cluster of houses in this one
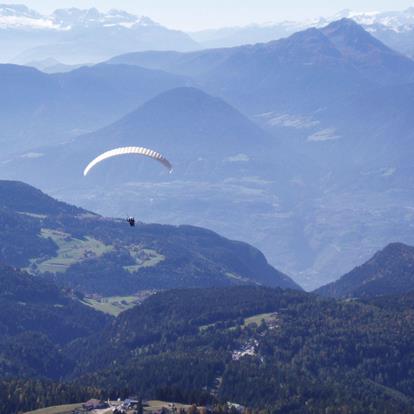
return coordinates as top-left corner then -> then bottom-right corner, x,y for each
72,398 -> 245,414
71,397 -> 142,413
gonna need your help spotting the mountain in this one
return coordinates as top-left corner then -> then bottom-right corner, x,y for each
0,264 -> 110,379
315,243 -> 414,298
10,86 -> 287,184
189,7 -> 414,58
5,20 -> 414,290
110,21 -> 414,292
0,86 -> 318,290
0,5 -> 199,64
0,180 -> 300,295
0,63 -> 189,155
69,287 -> 414,413
4,285 -> 414,413
320,19 -> 414,85
26,57 -> 88,73
190,22 -> 307,49
109,19 -> 414,115
342,7 -> 414,58
4,282 -> 413,413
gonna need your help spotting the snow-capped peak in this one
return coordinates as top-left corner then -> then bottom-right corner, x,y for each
0,4 -> 59,30
0,4 -> 158,31
332,8 -> 414,32
0,4 -> 40,18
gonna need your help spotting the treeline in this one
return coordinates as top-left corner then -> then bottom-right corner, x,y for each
3,286 -> 414,413
0,378 -> 104,414
67,287 -> 306,373
71,289 -> 414,413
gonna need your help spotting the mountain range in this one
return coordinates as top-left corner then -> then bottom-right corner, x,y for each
1,182 -> 414,413
77,20 -> 414,288
2,4 -> 414,67
0,63 -> 189,154
0,4 -> 198,64
2,18 -> 414,290
190,7 -> 414,58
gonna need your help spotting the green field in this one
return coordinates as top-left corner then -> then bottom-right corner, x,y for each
243,312 -> 277,327
83,295 -> 141,316
145,400 -> 199,412
83,290 -> 155,316
200,312 -> 278,332
24,403 -> 82,414
26,228 -> 113,274
123,247 -> 165,273
24,400 -> 196,414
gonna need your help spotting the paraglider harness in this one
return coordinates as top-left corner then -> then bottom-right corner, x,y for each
127,217 -> 136,227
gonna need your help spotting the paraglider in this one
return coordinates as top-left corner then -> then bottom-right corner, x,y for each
83,147 -> 173,228
127,217 -> 136,227
83,146 -> 173,177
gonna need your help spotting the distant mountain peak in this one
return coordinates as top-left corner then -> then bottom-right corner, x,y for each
321,18 -> 389,52
0,3 -> 58,30
0,4 -> 160,31
316,242 -> 414,298
0,3 -> 39,17
51,7 -> 157,29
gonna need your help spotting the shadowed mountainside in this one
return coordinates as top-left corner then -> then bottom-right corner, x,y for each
316,243 -> 414,298
0,180 -> 301,295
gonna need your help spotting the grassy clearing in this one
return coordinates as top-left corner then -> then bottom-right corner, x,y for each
200,312 -> 278,332
83,291 -> 155,316
243,312 -> 277,327
145,400 -> 196,412
24,403 -> 82,414
27,228 -> 113,274
123,247 -> 165,273
83,295 -> 140,316
25,401 -> 196,414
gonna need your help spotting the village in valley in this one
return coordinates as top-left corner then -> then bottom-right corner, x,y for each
26,398 -> 246,414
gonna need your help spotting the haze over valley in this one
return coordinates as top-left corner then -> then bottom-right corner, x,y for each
1,6 -> 414,288
2,2 -> 414,413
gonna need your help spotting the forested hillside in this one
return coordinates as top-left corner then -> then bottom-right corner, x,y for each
0,180 -> 300,296
316,243 -> 414,298
72,287 -> 414,413
0,264 -> 109,379
2,278 -> 414,413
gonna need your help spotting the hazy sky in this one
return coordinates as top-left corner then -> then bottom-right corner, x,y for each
7,0 -> 414,30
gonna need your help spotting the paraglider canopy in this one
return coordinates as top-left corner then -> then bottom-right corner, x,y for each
83,146 -> 173,176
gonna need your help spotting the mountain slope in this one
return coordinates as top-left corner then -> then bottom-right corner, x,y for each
1,87 -> 317,291
3,285 -> 414,412
0,264 -> 110,379
0,63 -> 189,154
321,18 -> 414,85
109,23 -> 373,114
69,286 -> 414,413
12,86 -> 285,185
0,180 -> 301,295
316,243 -> 414,298
110,19 -> 414,114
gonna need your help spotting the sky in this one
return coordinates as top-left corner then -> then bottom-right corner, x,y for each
6,0 -> 414,30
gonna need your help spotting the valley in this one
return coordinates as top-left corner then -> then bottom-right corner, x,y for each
1,18 -> 414,289
2,4 -> 414,413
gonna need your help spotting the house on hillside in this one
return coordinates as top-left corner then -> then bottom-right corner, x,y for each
82,399 -> 109,411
